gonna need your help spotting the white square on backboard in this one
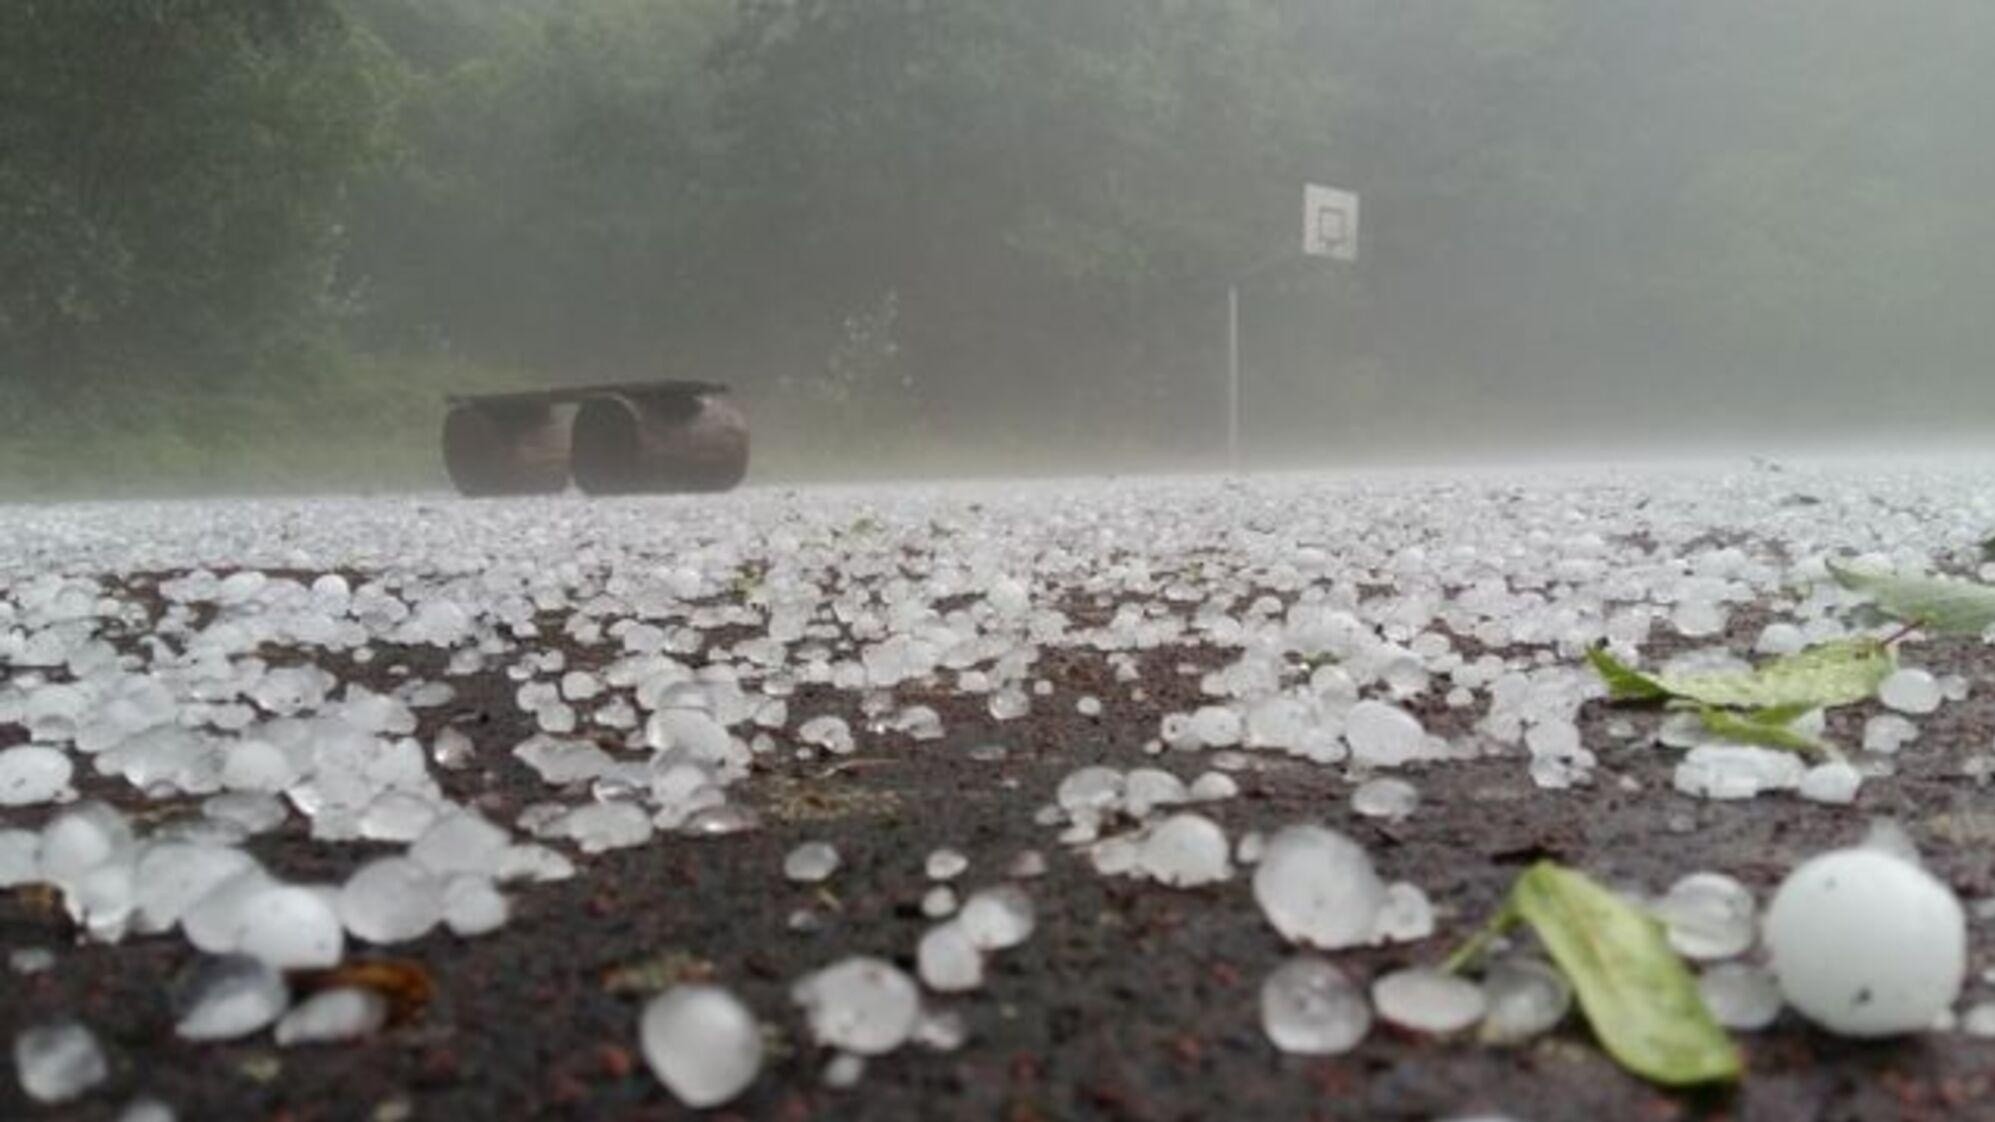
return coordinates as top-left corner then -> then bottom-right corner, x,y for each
1304,183 -> 1358,261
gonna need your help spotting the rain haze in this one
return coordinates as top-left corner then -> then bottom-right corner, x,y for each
3,1 -> 1992,490
7,4 -> 1995,1120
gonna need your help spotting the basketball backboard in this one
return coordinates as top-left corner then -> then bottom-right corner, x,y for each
1303,183 -> 1358,261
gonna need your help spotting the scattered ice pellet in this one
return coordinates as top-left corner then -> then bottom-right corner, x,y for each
1006,850 -> 1047,879
1878,668 -> 1941,715
913,1007 -> 969,1051
39,801 -> 133,886
14,1020 -> 108,1104
1342,701 -> 1429,767
182,869 -> 277,954
792,957 -> 921,1055
823,1051 -> 866,1088
917,921 -> 985,992
133,842 -> 259,934
174,955 -> 290,1041
1799,761 -> 1862,805
921,885 -> 959,918
1697,962 -> 1783,1031
514,735 -> 613,784
338,857 -> 442,944
1764,846 -> 1965,1037
1673,745 -> 1804,800
0,828 -> 40,887
0,744 -> 74,805
785,841 -> 841,883
1253,825 -> 1385,950
925,848 -> 968,881
236,885 -> 345,969
496,843 -> 577,883
958,885 -> 1036,950
358,791 -> 440,843
797,715 -> 855,755
987,688 -> 1030,721
410,812 -> 510,877
1187,771 -> 1239,801
1671,600 -> 1726,638
1135,813 -> 1231,887
1861,714 -> 1919,755
640,985 -> 763,1108
431,726 -> 475,770
1123,768 -> 1190,817
1479,958 -> 1572,1044
1351,777 -> 1419,821
1754,622 -> 1807,655
1190,705 -> 1243,748
274,987 -> 389,1046
1654,872 -> 1757,961
1056,766 -> 1124,815
1371,881 -> 1437,944
1260,957 -> 1370,1055
115,1095 -> 177,1122
441,875 -> 509,937
556,801 -> 654,853
1372,968 -> 1487,1034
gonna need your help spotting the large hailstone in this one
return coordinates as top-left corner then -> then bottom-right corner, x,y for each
640,985 -> 763,1108
1763,847 -> 1965,1037
1252,825 -> 1384,949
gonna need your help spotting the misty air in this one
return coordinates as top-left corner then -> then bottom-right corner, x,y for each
3,3 -> 1994,1118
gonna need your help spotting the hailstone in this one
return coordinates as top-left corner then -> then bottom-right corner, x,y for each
1763,847 -> 1964,1037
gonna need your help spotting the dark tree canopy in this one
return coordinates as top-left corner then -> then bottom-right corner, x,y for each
5,0 -> 1992,480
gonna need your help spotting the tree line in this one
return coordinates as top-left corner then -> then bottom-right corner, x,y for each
4,0 -> 1990,478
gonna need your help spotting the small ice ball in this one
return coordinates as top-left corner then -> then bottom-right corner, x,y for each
1878,669 -> 1941,716
1371,968 -> 1486,1034
14,1020 -> 108,1104
1260,957 -> 1370,1055
792,957 -> 921,1055
1653,872 -> 1757,961
1135,813 -> 1232,887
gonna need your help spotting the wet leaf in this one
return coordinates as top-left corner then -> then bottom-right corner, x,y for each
292,959 -> 435,1024
1588,639 -> 1890,711
1510,862 -> 1741,1086
1586,647 -> 1669,702
1829,561 -> 1995,634
1695,704 -> 1826,755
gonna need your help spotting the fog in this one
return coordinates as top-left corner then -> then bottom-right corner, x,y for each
3,1 -> 1991,495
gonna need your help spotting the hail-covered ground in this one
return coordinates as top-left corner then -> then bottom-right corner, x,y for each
6,459 -> 1995,1120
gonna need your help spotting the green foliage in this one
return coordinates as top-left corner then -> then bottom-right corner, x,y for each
8,1 -> 1995,492
1588,639 -> 1893,712
0,354 -> 519,499
1828,561 -> 1995,635
1507,863 -> 1742,1086
0,1 -> 395,383
1695,704 -> 1826,756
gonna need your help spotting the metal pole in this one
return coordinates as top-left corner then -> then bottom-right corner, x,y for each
1226,283 -> 1240,471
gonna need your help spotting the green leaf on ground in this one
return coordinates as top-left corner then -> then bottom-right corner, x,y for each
1828,561 -> 1995,635
1510,862 -> 1742,1087
1585,647 -> 1671,701
1588,639 -> 1891,711
1695,704 -> 1825,755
